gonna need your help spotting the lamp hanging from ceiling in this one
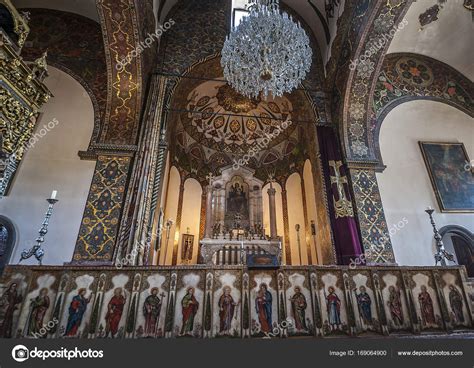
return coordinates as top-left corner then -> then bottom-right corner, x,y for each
221,0 -> 312,99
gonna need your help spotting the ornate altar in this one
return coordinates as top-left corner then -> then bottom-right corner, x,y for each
200,165 -> 281,265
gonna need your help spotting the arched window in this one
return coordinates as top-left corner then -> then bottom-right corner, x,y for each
440,225 -> 474,278
0,216 -> 15,273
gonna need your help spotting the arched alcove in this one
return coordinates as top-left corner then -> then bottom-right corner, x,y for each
376,100 -> 474,266
0,216 -> 16,273
0,66 -> 96,265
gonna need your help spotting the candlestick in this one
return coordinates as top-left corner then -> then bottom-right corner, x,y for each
424,207 -> 455,266
19,194 -> 59,265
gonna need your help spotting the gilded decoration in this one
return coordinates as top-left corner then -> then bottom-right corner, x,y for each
0,18 -> 51,195
328,160 -> 354,219
73,156 -> 131,263
0,0 -> 30,49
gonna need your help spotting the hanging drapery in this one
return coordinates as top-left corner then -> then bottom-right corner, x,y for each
317,127 -> 363,265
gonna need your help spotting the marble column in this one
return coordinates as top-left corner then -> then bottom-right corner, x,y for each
204,185 -> 213,238
267,185 -> 277,240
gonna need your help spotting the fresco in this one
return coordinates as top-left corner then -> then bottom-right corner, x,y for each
318,271 -> 348,336
213,270 -> 242,337
59,273 -> 96,338
379,270 -> 411,332
250,271 -> 278,337
174,270 -> 205,337
284,270 -> 313,336
347,271 -> 380,334
135,272 -> 169,338
17,272 -> 61,338
0,270 -> 30,338
0,266 -> 471,339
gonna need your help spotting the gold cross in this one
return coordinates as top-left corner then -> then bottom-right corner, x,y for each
329,160 -> 347,201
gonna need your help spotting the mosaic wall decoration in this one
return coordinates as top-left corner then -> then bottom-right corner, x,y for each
1,265 -> 471,339
20,9 -> 107,144
349,168 -> 396,264
73,155 -> 132,263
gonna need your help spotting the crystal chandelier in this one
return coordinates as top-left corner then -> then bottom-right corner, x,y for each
221,0 -> 312,99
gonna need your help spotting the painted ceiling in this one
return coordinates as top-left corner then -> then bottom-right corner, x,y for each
168,56 -> 316,183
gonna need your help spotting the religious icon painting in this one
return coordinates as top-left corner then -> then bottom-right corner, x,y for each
60,273 -> 97,338
347,271 -> 379,334
174,270 -> 205,338
97,273 -> 132,339
250,270 -> 278,337
135,272 -> 170,338
212,270 -> 242,338
409,272 -> 443,330
17,272 -> 60,338
378,271 -> 411,332
439,270 -> 472,328
284,270 -> 314,336
318,271 -> 348,336
0,271 -> 30,338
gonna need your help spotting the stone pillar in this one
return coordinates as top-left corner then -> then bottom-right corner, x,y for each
204,185 -> 213,238
73,154 -> 133,264
281,189 -> 291,265
267,186 -> 277,240
348,165 -> 397,264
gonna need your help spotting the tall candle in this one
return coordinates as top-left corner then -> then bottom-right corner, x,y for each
51,190 -> 57,200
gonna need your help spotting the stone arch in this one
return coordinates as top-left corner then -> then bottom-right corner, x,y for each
439,225 -> 474,277
19,8 -> 107,147
0,215 -> 16,273
372,53 -> 474,165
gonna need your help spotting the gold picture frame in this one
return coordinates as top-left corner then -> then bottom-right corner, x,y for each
419,141 -> 474,213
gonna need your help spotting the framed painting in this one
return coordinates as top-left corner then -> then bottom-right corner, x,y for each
419,142 -> 474,212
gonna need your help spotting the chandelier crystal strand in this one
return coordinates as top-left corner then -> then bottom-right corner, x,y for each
222,0 -> 312,99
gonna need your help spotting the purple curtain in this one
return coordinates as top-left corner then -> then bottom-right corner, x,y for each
317,127 -> 364,265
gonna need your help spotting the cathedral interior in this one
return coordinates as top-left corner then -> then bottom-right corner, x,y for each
0,0 -> 473,340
